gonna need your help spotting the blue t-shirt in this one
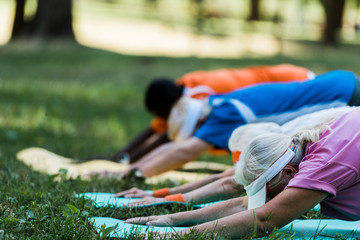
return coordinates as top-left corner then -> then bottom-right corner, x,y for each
194,70 -> 356,149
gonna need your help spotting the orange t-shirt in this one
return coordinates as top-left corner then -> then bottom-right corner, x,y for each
150,64 -> 311,133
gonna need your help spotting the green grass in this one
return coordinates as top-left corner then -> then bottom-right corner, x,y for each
0,40 -> 359,239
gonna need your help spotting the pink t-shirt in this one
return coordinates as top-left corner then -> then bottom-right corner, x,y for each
286,107 -> 360,221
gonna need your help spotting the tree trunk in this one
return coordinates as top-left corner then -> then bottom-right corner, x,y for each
11,0 -> 75,41
12,0 -> 26,38
192,0 -> 206,33
248,0 -> 261,21
320,0 -> 345,44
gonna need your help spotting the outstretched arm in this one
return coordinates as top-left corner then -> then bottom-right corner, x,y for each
124,175 -> 243,206
181,174 -> 243,203
114,168 -> 235,198
173,187 -> 328,238
128,132 -> 169,163
127,187 -> 327,238
111,128 -> 170,163
169,167 -> 235,195
126,196 -> 248,226
131,137 -> 212,177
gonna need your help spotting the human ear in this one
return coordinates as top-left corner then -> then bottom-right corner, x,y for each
282,165 -> 297,180
267,166 -> 297,196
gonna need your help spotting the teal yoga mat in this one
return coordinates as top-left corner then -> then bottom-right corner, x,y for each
78,192 -> 222,208
91,217 -> 187,238
91,217 -> 360,239
280,219 -> 360,239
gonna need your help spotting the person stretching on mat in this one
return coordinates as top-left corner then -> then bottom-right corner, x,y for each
126,107 -> 360,239
114,107 -> 354,206
115,70 -> 360,179
114,122 -> 281,204
107,64 -> 314,164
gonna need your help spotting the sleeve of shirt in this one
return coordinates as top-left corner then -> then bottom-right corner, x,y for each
287,161 -> 359,198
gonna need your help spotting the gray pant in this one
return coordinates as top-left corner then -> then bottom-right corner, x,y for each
349,75 -> 360,106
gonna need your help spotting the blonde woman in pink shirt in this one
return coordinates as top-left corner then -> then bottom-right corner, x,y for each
126,107 -> 360,239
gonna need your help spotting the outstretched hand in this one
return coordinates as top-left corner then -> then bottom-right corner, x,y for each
113,187 -> 152,198
125,196 -> 166,207
125,215 -> 175,227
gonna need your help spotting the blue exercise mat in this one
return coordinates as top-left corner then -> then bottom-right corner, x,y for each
280,219 -> 360,239
91,217 -> 188,238
77,192 -> 222,208
91,217 -> 360,239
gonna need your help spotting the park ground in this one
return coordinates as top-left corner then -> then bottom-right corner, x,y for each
1,0 -> 360,239
1,40 -> 359,239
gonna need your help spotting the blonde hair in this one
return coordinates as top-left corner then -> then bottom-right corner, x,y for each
235,112 -> 342,187
288,107 -> 353,149
228,123 -> 282,152
234,107 -> 354,187
235,133 -> 292,186
281,107 -> 353,137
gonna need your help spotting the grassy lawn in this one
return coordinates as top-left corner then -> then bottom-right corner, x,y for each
0,41 -> 359,239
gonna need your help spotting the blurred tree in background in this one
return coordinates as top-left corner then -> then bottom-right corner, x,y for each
248,0 -> 261,21
7,0 -> 360,45
320,0 -> 346,44
11,0 -> 74,41
186,0 -> 356,45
